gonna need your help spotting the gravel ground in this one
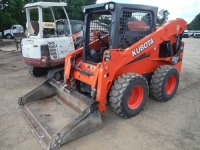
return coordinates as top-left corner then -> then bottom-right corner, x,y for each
0,38 -> 199,150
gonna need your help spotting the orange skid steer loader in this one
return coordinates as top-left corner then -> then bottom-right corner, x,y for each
17,2 -> 187,150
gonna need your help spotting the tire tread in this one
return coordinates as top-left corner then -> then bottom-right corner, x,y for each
109,73 -> 148,118
150,65 -> 177,101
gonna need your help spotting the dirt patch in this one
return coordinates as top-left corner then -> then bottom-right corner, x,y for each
0,38 -> 199,150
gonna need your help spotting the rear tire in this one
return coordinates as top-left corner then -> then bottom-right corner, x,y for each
109,73 -> 149,118
28,66 -> 47,77
150,65 -> 179,102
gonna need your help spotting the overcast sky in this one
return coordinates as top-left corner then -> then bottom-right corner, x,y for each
96,0 -> 200,23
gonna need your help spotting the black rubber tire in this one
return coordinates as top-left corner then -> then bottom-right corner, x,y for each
150,65 -> 179,102
47,67 -> 64,80
109,73 -> 149,118
28,66 -> 47,77
47,70 -> 61,80
6,34 -> 12,39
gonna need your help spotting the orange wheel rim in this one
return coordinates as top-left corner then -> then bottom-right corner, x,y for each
165,75 -> 176,94
128,86 -> 144,109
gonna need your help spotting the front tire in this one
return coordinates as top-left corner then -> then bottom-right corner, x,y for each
47,67 -> 64,81
150,65 -> 179,102
109,73 -> 149,118
6,34 -> 12,39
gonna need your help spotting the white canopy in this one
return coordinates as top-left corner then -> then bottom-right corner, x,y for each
24,2 -> 67,8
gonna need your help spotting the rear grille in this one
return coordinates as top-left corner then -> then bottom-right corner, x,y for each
118,10 -> 153,49
48,41 -> 58,59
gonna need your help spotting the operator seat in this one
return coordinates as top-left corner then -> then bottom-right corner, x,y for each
31,21 -> 39,35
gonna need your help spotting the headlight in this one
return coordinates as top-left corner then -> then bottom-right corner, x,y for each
105,51 -> 111,61
82,8 -> 86,13
105,3 -> 115,10
109,3 -> 114,10
105,4 -> 109,10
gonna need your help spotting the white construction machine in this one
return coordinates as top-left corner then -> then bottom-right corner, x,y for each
22,1 -> 83,80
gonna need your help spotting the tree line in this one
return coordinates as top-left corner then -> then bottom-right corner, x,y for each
187,13 -> 200,30
0,0 -> 96,31
1,0 -> 194,32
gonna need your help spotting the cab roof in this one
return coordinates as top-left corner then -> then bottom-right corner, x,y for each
83,2 -> 158,14
24,2 -> 67,8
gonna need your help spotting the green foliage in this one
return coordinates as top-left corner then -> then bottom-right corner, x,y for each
0,1 -> 171,32
0,0 -> 96,32
187,13 -> 200,30
0,0 -> 26,31
156,9 -> 170,26
67,0 -> 96,20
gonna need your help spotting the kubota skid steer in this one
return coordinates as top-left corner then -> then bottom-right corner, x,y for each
17,2 -> 187,150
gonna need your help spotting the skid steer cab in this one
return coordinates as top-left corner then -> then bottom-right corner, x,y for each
17,2 -> 187,150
